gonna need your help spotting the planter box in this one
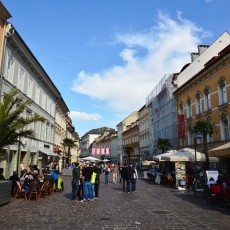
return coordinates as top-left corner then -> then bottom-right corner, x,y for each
0,180 -> 12,206
61,168 -> 72,176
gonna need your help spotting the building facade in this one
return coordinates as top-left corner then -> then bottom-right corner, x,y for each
138,105 -> 149,160
116,111 -> 138,164
146,74 -> 178,157
122,120 -> 139,165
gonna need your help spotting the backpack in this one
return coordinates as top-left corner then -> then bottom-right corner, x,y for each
105,169 -> 109,175
127,166 -> 134,178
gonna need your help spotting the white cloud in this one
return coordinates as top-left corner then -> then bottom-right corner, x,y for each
71,10 -> 210,113
69,111 -> 102,121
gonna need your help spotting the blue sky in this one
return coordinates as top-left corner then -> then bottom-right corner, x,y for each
2,0 -> 230,137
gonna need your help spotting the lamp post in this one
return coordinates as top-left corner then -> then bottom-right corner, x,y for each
16,136 -> 21,174
194,135 -> 197,166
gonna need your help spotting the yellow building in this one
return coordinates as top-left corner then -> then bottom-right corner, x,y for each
122,120 -> 139,165
173,43 -> 230,172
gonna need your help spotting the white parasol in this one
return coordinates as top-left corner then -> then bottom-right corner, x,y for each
81,156 -> 100,161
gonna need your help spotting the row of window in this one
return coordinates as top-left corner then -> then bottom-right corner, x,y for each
180,79 -> 228,118
5,50 -> 56,117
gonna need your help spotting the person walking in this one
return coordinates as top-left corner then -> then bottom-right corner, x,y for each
112,164 -> 119,184
130,165 -> 138,192
94,165 -> 101,199
76,162 -> 84,201
82,162 -> 93,202
121,164 -> 129,192
71,162 -> 80,201
104,166 -> 110,184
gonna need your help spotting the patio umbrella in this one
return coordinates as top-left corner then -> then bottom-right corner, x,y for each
209,142 -> 230,158
81,156 -> 100,162
161,151 -> 194,162
161,148 -> 219,162
152,149 -> 177,161
102,159 -> 110,162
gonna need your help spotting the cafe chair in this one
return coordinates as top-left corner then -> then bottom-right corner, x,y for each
39,181 -> 49,197
206,184 -> 222,205
47,180 -> 55,195
14,182 -> 26,200
29,182 -> 40,201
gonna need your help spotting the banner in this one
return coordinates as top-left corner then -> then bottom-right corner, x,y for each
92,148 -> 96,155
101,148 -> 105,155
105,148 -> 110,155
178,115 -> 185,139
96,148 -> 100,155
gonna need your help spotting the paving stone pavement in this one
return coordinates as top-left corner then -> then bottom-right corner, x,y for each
0,174 -> 230,230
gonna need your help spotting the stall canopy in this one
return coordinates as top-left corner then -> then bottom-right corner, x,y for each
161,148 -> 219,162
152,150 -> 177,161
209,142 -> 230,158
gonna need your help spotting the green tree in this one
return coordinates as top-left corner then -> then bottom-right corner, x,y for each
191,119 -> 217,170
0,89 -> 46,151
155,138 -> 171,153
61,138 -> 77,167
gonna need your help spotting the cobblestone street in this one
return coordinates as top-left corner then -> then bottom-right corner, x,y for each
0,175 -> 230,230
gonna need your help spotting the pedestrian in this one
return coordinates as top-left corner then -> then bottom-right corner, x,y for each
71,162 -> 80,201
82,162 -> 93,202
94,165 -> 101,199
51,170 -> 59,191
130,165 -> 138,192
104,166 -> 110,184
121,163 -> 129,192
77,162 -> 84,201
112,164 -> 119,183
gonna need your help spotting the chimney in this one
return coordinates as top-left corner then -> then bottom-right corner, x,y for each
191,52 -> 199,62
198,45 -> 209,55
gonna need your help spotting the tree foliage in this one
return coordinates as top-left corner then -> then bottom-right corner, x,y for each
155,138 -> 171,153
191,119 -> 217,170
61,138 -> 77,166
0,89 -> 46,152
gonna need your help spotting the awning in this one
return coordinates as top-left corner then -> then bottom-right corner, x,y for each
39,148 -> 59,157
209,142 -> 230,158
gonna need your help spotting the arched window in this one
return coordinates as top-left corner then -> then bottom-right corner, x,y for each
187,123 -> 193,145
196,91 -> 202,114
204,86 -> 211,111
206,117 -> 213,143
179,102 -> 183,115
218,77 -> 227,105
186,97 -> 192,118
220,112 -> 229,141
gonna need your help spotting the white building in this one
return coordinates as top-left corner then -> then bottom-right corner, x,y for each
174,32 -> 230,89
0,23 -> 66,177
146,74 -> 177,157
